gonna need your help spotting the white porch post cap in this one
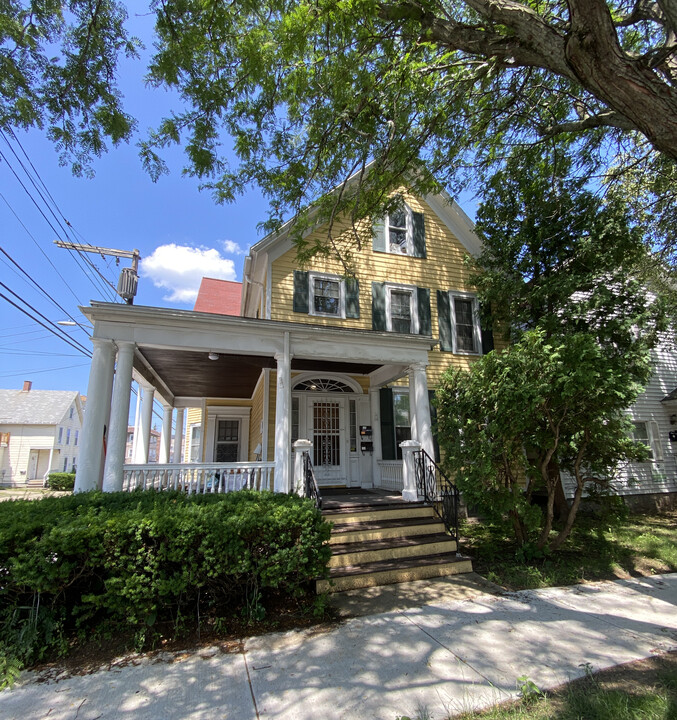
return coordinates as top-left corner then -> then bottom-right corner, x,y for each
293,439 -> 313,452
399,440 -> 422,450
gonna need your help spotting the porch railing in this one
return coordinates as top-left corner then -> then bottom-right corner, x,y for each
413,449 -> 460,543
122,462 -> 275,494
302,453 -> 323,510
377,460 -> 403,491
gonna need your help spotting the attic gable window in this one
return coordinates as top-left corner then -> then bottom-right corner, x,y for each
372,204 -> 427,258
388,206 -> 409,254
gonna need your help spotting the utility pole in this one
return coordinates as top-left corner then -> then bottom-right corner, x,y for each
54,241 -> 141,304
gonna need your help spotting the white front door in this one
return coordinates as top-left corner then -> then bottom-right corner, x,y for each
307,397 -> 347,486
28,450 -> 39,480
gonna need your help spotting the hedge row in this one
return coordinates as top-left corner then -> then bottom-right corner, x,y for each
46,472 -> 75,490
0,490 -> 331,676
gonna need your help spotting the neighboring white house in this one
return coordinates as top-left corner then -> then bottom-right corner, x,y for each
0,381 -> 84,486
560,335 -> 677,508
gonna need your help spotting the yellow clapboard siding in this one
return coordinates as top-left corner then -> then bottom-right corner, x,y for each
270,191 -> 503,388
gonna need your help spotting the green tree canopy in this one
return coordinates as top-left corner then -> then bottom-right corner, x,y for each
436,143 -> 664,551
2,0 -> 675,258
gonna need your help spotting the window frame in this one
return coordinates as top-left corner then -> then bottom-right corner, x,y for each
392,388 -> 412,460
385,204 -> 414,256
449,291 -> 482,355
385,283 -> 419,335
308,272 -> 346,319
631,419 -> 664,462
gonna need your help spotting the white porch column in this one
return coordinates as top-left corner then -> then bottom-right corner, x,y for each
102,341 -> 135,492
408,371 -> 418,442
173,408 -> 185,463
131,383 -> 141,461
134,382 -> 155,464
369,388 -> 382,488
159,404 -> 173,464
400,439 -> 422,502
292,439 -> 313,496
274,334 -> 291,493
410,362 -> 434,459
75,338 -> 116,492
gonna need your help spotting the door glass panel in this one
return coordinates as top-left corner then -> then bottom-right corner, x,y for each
215,419 -> 239,462
313,401 -> 341,467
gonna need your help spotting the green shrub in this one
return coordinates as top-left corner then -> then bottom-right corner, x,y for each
0,490 -> 331,679
46,472 -> 75,490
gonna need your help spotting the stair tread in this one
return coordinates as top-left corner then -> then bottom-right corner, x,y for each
322,502 -> 429,516
330,517 -> 441,533
330,533 -> 454,555
327,553 -> 471,578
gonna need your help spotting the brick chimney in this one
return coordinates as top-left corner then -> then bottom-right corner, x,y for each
22,380 -> 32,392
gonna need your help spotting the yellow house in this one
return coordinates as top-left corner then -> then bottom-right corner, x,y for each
74,184 -> 493,498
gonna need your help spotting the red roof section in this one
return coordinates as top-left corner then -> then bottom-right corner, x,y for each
193,278 -> 242,316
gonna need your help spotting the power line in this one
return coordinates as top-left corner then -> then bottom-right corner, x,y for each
0,285 -> 92,357
0,245 -> 91,335
0,134 -> 119,302
0,362 -> 90,379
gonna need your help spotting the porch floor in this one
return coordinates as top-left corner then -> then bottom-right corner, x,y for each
320,488 -> 422,511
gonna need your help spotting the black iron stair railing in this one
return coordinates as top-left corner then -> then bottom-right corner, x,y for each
302,452 -> 323,510
413,449 -> 460,544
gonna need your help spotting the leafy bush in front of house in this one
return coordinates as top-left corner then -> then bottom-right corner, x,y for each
46,472 -> 75,490
0,490 -> 331,685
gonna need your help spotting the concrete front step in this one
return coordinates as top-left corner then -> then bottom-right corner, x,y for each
328,533 -> 458,568
317,554 -> 474,593
328,517 -> 445,544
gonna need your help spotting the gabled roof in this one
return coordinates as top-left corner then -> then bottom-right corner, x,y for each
0,389 -> 80,425
193,278 -> 242,316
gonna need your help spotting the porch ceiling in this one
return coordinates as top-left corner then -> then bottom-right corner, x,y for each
137,348 -> 380,399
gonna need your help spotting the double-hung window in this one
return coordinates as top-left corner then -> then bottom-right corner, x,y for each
386,285 -> 419,334
387,206 -> 410,254
438,291 -> 482,354
309,273 -> 343,317
631,420 -> 663,462
372,203 -> 427,258
393,389 -> 412,460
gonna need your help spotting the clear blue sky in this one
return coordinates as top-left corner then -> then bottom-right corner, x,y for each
0,10 -> 477,406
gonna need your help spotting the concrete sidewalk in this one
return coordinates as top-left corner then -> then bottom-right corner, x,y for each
2,573 -> 676,720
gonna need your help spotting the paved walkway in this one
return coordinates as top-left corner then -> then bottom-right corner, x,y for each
2,573 -> 676,720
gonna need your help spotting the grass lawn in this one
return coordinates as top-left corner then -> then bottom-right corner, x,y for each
452,651 -> 677,720
461,510 -> 677,591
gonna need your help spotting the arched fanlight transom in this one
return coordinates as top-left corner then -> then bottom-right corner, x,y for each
293,377 -> 356,393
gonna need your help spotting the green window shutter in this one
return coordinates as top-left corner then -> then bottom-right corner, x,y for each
345,278 -> 360,319
372,218 -> 386,253
379,388 -> 396,460
429,389 -> 441,463
412,212 -> 426,258
437,290 -> 453,351
417,287 -> 431,336
293,271 -> 309,313
372,282 -> 387,331
479,302 -> 494,354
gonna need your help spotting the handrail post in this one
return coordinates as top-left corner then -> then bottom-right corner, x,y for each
292,439 -> 313,495
400,439 -> 422,502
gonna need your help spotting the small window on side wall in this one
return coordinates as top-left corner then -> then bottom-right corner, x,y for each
372,204 -> 427,258
631,420 -> 663,462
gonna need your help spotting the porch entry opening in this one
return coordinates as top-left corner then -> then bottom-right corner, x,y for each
292,374 -> 363,487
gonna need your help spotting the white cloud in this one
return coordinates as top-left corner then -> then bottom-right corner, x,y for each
222,239 -> 243,254
140,244 -> 237,304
